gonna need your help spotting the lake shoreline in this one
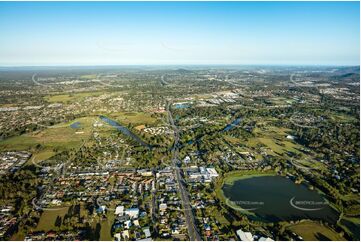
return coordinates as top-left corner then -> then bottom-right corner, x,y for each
223,170 -> 277,185
215,170 -> 276,216
216,170 -> 340,225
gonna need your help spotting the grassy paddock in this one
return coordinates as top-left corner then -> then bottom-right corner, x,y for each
35,207 -> 69,232
287,220 -> 346,241
110,112 -> 158,126
26,149 -> 55,165
222,170 -> 276,185
44,91 -> 104,103
339,216 -> 360,240
99,210 -> 115,241
0,116 -> 96,152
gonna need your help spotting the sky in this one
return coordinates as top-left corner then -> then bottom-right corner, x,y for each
0,1 -> 359,66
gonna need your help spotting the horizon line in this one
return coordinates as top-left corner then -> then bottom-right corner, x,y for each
0,64 -> 360,68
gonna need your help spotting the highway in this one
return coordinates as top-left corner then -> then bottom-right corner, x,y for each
160,75 -> 169,86
166,101 -> 202,241
32,73 -> 48,87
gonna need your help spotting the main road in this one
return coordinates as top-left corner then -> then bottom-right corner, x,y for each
166,101 -> 202,241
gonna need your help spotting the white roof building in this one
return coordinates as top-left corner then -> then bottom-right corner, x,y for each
206,168 -> 219,178
236,229 -> 254,241
138,169 -> 153,177
183,156 -> 191,163
115,205 -> 124,216
125,208 -> 140,218
259,237 -> 274,241
159,203 -> 167,211
114,233 -> 121,241
286,135 -> 295,140
124,220 -> 132,229
143,228 -> 151,238
122,230 -> 130,240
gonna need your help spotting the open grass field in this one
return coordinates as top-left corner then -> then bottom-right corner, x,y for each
287,221 -> 346,241
26,149 -> 55,165
44,91 -> 104,103
224,135 -> 241,145
246,123 -> 329,172
246,125 -> 303,156
36,207 -> 69,232
294,158 -> 327,172
209,206 -> 230,225
0,117 -> 95,152
269,97 -> 295,105
99,210 -> 115,241
1,116 -> 119,168
339,215 -> 360,240
110,112 -> 158,126
221,170 -> 276,186
10,233 -> 25,241
80,74 -> 97,79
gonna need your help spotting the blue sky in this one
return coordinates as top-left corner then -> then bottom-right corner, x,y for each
0,1 -> 359,66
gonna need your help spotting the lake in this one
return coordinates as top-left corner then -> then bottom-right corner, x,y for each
222,175 -> 339,224
174,103 -> 190,109
70,121 -> 81,129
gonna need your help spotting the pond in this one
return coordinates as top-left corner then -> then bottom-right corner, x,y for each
222,175 -> 339,224
70,122 -> 81,129
174,103 -> 190,109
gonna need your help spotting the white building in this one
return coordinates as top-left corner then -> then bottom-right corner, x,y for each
183,156 -> 191,164
125,208 -> 140,218
206,168 -> 219,178
286,135 -> 295,140
151,180 -> 156,191
124,220 -> 132,229
236,229 -> 254,241
122,230 -> 130,240
138,169 -> 153,177
159,203 -> 167,211
114,233 -> 121,241
259,237 -> 274,241
143,228 -> 151,238
115,205 -> 124,216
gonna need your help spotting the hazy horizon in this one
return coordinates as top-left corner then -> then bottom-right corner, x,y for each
0,1 -> 360,66
0,64 -> 360,69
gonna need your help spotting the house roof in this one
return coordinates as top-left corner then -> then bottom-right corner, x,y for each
236,229 -> 254,241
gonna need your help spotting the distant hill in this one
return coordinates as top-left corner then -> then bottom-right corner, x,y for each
174,68 -> 193,74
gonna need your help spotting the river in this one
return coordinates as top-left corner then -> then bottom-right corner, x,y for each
223,117 -> 242,132
99,116 -> 152,149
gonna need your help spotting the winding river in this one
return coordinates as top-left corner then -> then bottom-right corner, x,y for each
99,115 -> 152,149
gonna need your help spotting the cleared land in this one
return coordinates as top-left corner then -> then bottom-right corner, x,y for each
246,125 -> 301,156
287,221 -> 346,241
110,112 -> 159,126
44,92 -> 104,103
0,117 -> 95,151
36,207 -> 69,232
